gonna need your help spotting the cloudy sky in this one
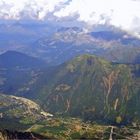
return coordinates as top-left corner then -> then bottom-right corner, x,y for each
0,0 -> 140,35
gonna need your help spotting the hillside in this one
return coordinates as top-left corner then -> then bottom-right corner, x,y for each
0,54 -> 139,125
0,54 -> 140,139
0,51 -> 47,96
33,55 -> 140,124
0,93 -> 53,130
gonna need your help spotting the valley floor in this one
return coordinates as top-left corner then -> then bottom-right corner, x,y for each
1,117 -> 140,140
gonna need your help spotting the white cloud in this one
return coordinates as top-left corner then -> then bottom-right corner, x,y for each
54,0 -> 140,35
0,0 -> 140,35
0,0 -> 68,20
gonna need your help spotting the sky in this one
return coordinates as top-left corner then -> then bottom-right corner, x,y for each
0,0 -> 140,35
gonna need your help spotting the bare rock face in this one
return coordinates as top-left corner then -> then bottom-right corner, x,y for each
0,129 -> 47,140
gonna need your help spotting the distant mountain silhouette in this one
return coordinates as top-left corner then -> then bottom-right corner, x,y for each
0,51 -> 46,69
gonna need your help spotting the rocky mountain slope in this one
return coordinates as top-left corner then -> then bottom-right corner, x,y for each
33,55 -> 140,124
0,53 -> 140,125
0,54 -> 140,139
0,93 -> 53,130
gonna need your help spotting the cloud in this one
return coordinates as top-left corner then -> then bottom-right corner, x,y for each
0,0 -> 140,36
0,0 -> 68,20
54,0 -> 140,36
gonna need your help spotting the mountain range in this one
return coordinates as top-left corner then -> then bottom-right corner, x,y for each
19,26 -> 140,65
0,22 -> 140,65
0,51 -> 139,125
0,21 -> 140,139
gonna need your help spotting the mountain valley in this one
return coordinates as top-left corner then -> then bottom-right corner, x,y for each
0,24 -> 140,140
0,52 -> 140,126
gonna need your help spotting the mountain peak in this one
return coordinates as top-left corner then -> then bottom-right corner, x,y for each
2,50 -> 28,56
0,51 -> 46,69
67,54 -> 109,68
